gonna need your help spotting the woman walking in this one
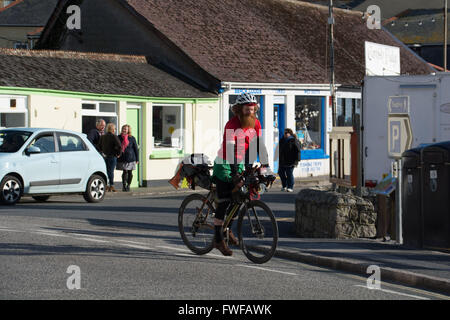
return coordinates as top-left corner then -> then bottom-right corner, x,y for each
117,124 -> 139,192
98,123 -> 122,192
278,128 -> 301,192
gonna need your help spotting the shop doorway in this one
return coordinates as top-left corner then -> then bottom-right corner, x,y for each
126,105 -> 142,188
273,103 -> 286,173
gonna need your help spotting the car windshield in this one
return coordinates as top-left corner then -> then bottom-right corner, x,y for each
0,130 -> 33,153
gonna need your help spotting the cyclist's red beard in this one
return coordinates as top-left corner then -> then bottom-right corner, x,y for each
238,113 -> 256,129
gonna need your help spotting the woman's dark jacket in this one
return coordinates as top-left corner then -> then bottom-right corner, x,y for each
117,135 -> 139,163
98,132 -> 121,157
279,136 -> 301,167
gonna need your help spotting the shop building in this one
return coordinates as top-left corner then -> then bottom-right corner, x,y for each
0,49 -> 219,186
37,0 -> 433,179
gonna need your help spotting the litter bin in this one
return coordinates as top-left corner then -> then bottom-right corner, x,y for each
401,147 -> 424,248
421,141 -> 450,249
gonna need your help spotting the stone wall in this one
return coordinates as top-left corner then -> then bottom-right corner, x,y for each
295,189 -> 377,239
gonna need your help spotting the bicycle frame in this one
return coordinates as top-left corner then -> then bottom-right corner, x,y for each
179,168 -> 278,263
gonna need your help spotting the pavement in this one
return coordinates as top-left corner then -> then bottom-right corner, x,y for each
106,177 -> 450,297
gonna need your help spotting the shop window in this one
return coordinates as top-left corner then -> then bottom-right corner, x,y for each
152,105 -> 184,150
0,96 -> 28,128
295,96 -> 328,160
295,96 -> 322,150
1,113 -> 26,127
81,101 -> 118,135
336,98 -> 361,127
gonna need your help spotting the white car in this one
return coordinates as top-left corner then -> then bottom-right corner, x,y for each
0,128 -> 108,205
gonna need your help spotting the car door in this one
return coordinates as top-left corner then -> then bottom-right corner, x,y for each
24,132 -> 61,194
57,132 -> 91,192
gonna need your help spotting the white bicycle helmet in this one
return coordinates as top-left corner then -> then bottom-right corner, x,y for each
231,92 -> 259,114
232,92 -> 257,106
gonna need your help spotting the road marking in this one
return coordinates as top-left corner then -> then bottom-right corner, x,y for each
34,231 -> 70,238
120,243 -> 153,250
353,285 -> 430,300
174,253 -> 196,258
157,245 -> 190,252
70,233 -> 105,239
0,228 -> 21,232
119,240 -> 151,245
237,264 -> 297,276
158,245 -> 234,260
74,237 -> 110,243
341,273 -> 450,300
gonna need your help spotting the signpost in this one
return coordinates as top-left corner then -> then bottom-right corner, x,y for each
387,96 -> 413,244
388,116 -> 413,158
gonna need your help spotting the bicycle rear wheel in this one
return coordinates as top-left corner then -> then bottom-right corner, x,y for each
237,200 -> 278,264
178,193 -> 215,255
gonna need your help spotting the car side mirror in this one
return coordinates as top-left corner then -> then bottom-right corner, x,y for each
25,146 -> 41,155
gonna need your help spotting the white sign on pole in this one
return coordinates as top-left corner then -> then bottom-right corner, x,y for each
365,41 -> 401,76
388,116 -> 413,158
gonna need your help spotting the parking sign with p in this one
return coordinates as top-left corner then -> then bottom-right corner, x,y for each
388,116 -> 412,158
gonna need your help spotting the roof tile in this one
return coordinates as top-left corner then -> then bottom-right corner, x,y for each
0,48 -> 216,99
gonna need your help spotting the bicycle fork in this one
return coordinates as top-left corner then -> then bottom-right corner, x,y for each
246,205 -> 264,239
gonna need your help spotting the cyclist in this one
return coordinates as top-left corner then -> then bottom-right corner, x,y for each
212,92 -> 269,256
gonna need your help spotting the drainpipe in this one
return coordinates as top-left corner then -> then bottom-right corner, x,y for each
445,0 -> 448,71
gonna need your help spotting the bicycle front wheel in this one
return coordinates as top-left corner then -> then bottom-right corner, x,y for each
237,200 -> 278,264
178,193 -> 215,255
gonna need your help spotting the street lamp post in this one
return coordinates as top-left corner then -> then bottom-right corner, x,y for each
329,0 -> 336,126
445,0 -> 448,71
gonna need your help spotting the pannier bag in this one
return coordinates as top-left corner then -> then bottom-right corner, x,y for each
168,153 -> 212,190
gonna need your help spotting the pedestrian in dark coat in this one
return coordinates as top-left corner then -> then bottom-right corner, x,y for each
116,124 -> 139,191
278,128 -> 301,192
87,119 -> 105,151
98,123 -> 122,192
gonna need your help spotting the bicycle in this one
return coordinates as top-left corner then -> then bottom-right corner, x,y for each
178,164 -> 278,264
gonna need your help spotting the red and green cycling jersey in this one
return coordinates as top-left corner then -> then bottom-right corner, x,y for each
213,116 -> 262,183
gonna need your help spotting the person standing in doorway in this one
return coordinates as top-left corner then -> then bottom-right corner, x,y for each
87,119 -> 106,151
278,128 -> 301,192
117,124 -> 139,192
98,123 -> 122,192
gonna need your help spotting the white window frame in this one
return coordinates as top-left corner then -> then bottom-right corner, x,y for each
152,103 -> 184,151
81,100 -> 118,117
81,100 -> 118,132
0,95 -> 28,128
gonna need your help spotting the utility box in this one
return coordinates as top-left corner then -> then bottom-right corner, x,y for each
362,73 -> 450,186
421,141 -> 450,250
401,147 -> 424,248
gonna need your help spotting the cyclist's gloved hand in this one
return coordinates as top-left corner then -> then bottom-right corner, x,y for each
252,161 -> 262,169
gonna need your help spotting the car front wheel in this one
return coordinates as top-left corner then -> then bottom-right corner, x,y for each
83,174 -> 106,203
0,175 -> 22,205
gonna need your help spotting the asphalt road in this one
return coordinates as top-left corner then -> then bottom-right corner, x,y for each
0,191 -> 446,302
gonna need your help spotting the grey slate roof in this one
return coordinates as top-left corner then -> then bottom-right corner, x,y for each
0,49 -> 217,99
122,0 -> 433,86
0,0 -> 58,26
